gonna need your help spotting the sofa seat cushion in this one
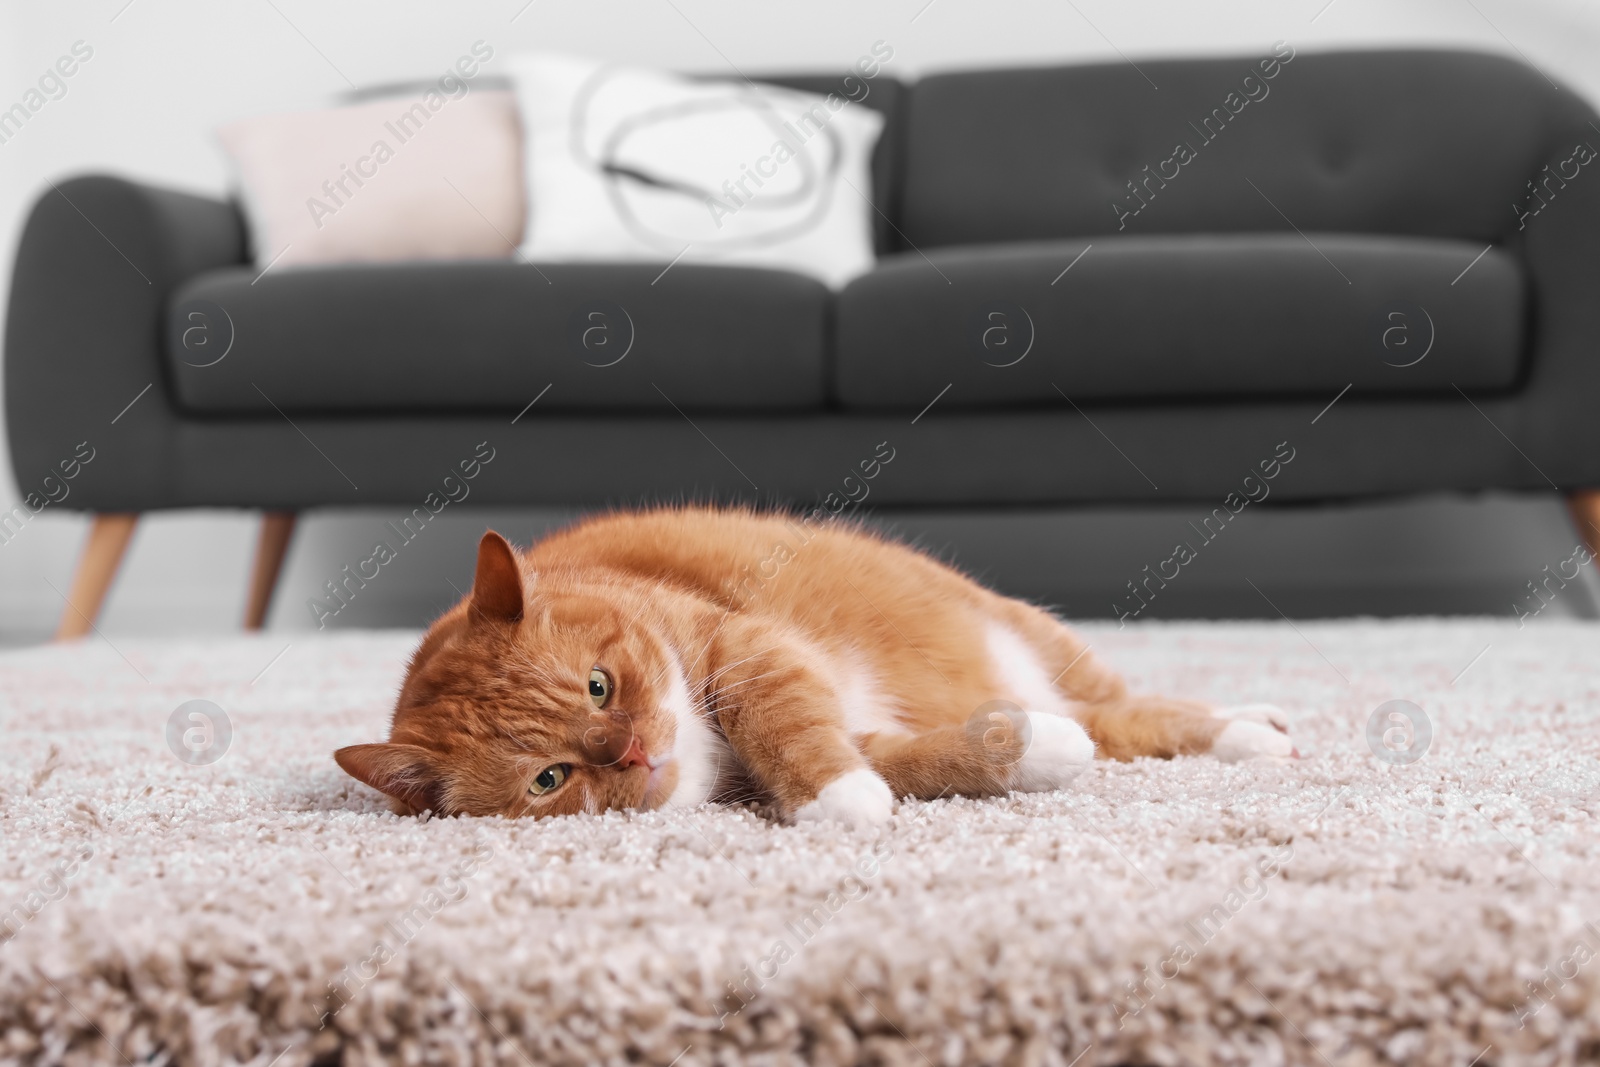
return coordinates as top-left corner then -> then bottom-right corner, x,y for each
833,233 -> 1524,408
165,261 -> 831,414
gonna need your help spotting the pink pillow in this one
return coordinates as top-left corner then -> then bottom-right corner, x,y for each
218,90 -> 525,268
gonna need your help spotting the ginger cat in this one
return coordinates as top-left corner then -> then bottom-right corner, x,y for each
335,507 -> 1296,828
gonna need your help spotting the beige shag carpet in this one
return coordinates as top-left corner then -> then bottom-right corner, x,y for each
2,619 -> 1598,1067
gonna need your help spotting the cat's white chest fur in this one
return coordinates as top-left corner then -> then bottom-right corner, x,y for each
659,655 -> 725,808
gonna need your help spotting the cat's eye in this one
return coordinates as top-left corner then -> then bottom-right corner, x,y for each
588,667 -> 612,708
529,764 -> 570,795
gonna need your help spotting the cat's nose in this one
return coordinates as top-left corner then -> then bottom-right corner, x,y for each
616,737 -> 650,771
582,708 -> 644,767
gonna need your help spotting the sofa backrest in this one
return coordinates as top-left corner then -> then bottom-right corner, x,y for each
896,49 -> 1596,250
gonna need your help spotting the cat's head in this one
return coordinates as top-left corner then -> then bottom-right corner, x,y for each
335,530 -> 705,818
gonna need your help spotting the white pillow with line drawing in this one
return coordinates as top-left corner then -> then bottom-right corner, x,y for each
509,52 -> 884,288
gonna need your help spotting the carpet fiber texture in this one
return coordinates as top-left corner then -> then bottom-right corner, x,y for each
1,619 -> 1598,1067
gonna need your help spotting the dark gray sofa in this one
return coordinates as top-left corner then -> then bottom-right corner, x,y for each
10,48 -> 1600,635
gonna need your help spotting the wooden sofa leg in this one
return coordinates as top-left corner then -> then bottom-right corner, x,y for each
1568,490 -> 1600,558
244,511 -> 298,630
55,513 -> 139,640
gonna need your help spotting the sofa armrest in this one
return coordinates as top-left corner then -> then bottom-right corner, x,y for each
4,175 -> 244,510
1506,127 -> 1600,484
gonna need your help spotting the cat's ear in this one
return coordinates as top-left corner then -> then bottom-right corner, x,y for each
471,530 -> 524,624
335,742 -> 446,812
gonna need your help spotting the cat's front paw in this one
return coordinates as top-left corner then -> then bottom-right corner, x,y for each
793,769 -> 896,830
1211,705 -> 1299,762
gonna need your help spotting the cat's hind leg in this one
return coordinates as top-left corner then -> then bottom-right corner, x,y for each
857,613 -> 1105,799
859,708 -> 1096,801
1074,696 -> 1297,763
1209,703 -> 1298,762
996,602 -> 1298,764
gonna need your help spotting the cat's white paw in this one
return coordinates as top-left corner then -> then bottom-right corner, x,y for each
1215,704 -> 1291,734
1210,719 -> 1298,763
1009,712 -> 1096,792
794,769 -> 895,830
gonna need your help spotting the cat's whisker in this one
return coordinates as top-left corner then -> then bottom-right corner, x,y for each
688,652 -> 783,720
708,668 -> 788,699
675,605 -> 736,682
687,666 -> 790,721
698,645 -> 780,689
704,646 -> 777,681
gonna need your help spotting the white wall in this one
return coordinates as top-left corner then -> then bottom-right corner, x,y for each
3,0 -> 1599,641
